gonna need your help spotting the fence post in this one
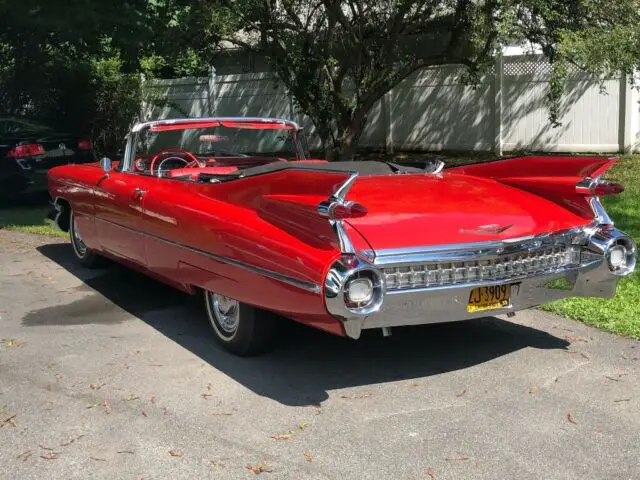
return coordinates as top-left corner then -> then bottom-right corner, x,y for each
383,90 -> 394,154
208,66 -> 216,116
620,73 -> 639,153
289,93 -> 296,123
493,52 -> 504,155
139,73 -> 147,121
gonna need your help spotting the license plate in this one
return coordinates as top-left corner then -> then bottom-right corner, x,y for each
44,148 -> 74,158
467,285 -> 511,312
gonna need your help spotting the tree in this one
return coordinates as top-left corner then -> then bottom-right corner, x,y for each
0,0 -> 193,152
208,0 -> 640,160
0,0 -> 152,132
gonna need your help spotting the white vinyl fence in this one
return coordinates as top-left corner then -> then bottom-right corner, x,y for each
141,54 -> 640,154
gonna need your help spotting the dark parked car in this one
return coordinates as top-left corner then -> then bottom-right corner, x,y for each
0,116 -> 96,196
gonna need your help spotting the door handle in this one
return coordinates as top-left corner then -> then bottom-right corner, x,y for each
131,188 -> 146,202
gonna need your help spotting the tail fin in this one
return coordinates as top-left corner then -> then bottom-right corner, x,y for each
449,155 -> 622,224
261,172 -> 367,253
448,155 -> 617,180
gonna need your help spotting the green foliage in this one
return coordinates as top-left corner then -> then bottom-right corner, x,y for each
0,206 -> 65,238
210,0 -> 640,159
4,1 -> 640,159
0,0 -> 212,156
92,48 -> 143,156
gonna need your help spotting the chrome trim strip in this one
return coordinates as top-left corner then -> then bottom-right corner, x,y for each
432,160 -> 445,175
576,176 -> 615,225
317,172 -> 359,254
50,198 -> 64,229
588,197 -> 613,226
122,133 -> 135,172
333,172 -> 358,201
372,226 -> 592,266
575,177 -> 598,195
333,220 -> 356,254
96,218 -> 321,294
132,116 -> 300,133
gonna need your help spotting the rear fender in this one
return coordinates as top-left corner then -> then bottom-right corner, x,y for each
49,197 -> 71,232
205,168 -> 369,253
448,156 -> 620,222
447,155 -> 617,179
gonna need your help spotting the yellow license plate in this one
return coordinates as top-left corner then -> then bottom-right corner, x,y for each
467,285 -> 511,312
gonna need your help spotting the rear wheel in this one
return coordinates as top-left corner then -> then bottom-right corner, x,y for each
70,211 -> 105,268
203,290 -> 276,356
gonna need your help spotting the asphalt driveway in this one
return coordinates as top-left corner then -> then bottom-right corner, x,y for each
1,230 -> 639,480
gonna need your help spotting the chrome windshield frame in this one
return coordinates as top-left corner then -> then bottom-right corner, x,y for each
131,116 -> 300,133
124,117 -> 306,168
122,132 -> 136,172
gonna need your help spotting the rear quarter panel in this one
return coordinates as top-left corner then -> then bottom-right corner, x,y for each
447,155 -> 618,220
140,175 -> 353,336
48,163 -> 105,247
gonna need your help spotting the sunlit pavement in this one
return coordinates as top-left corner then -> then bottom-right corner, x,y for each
1,229 -> 639,480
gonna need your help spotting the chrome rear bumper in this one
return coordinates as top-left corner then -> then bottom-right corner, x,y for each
325,225 -> 637,340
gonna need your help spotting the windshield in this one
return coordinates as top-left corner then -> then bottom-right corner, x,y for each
127,119 -> 310,180
135,124 -> 299,159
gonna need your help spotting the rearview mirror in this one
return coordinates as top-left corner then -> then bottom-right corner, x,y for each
100,157 -> 112,172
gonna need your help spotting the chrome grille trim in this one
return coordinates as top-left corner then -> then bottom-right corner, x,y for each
372,226 -> 594,267
383,245 -> 582,291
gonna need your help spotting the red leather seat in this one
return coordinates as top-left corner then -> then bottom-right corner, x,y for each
167,166 -> 239,180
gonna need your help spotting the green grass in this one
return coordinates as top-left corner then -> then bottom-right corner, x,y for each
0,204 -> 66,238
541,155 -> 640,339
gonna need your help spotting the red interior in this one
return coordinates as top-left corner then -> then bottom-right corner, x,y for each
167,166 -> 240,180
207,156 -> 288,168
136,152 -> 329,180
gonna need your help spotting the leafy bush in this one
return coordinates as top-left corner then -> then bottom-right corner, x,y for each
0,40 -> 143,157
91,50 -> 142,157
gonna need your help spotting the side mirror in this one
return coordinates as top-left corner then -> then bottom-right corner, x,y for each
100,157 -> 112,172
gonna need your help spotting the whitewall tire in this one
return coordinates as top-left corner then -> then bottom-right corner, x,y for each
69,211 -> 105,269
203,290 -> 276,356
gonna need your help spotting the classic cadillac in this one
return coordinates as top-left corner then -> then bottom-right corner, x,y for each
47,117 -> 637,355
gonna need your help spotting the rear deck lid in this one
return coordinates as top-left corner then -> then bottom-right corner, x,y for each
344,173 -> 591,252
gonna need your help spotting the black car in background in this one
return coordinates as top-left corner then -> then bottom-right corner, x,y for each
0,116 -> 96,196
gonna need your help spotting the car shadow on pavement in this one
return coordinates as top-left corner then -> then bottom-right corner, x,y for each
36,242 -> 570,406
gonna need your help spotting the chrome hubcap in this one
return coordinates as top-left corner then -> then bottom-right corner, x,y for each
72,217 -> 87,256
208,293 -> 240,335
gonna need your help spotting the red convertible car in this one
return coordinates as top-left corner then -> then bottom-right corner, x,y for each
48,117 -> 636,355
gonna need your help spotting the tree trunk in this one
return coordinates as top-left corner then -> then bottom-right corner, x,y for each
323,109 -> 368,162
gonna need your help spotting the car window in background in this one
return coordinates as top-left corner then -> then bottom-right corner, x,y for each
0,119 -> 52,136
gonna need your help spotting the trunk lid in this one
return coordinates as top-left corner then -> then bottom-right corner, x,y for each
3,132 -> 94,170
345,173 -> 591,252
33,134 -> 94,169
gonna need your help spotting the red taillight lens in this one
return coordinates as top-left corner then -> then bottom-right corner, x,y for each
576,179 -> 624,196
7,143 -> 46,158
329,201 -> 368,220
78,139 -> 93,151
592,182 -> 624,196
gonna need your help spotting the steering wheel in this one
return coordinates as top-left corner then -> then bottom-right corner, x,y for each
149,149 -> 203,177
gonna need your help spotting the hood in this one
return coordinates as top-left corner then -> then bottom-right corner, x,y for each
344,173 -> 591,252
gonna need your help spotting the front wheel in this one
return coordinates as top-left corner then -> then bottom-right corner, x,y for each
69,211 -> 105,269
203,290 -> 276,356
